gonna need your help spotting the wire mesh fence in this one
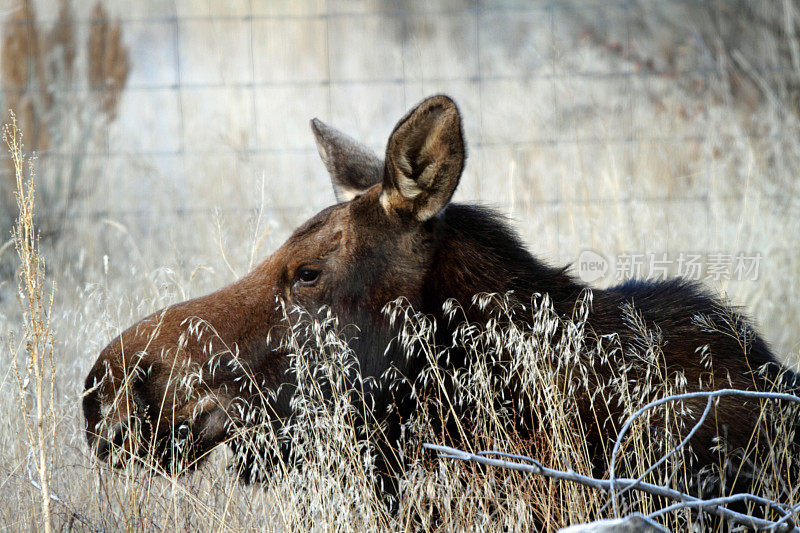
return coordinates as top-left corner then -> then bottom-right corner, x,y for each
0,2 -> 800,530
1,0 -> 798,355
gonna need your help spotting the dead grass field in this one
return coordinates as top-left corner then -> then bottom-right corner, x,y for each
0,0 -> 799,530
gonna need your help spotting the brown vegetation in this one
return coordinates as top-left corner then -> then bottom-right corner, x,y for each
0,0 -> 129,243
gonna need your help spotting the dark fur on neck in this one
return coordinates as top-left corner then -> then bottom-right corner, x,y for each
424,204 -> 582,317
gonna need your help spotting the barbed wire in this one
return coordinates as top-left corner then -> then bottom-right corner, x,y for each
425,389 -> 800,532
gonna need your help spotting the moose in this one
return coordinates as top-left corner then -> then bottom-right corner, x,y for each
84,95 -> 794,497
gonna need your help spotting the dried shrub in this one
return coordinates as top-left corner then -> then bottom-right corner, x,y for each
0,0 -> 129,250
6,114 -> 57,533
88,2 -> 128,121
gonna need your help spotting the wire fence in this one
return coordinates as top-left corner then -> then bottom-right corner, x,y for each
3,1 -> 793,201
2,1 -> 799,351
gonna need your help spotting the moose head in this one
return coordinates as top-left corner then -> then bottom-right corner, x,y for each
83,95 -> 481,474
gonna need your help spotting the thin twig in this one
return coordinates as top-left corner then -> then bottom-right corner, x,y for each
598,395 -> 715,514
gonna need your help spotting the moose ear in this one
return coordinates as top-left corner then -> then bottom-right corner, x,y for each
381,95 -> 465,220
310,118 -> 384,203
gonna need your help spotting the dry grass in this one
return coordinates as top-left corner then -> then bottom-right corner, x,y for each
0,1 -> 799,531
0,154 -> 798,530
60,287 -> 800,531
5,115 -> 56,532
2,156 -> 797,530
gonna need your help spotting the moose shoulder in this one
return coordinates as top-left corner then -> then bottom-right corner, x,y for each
83,95 -> 790,490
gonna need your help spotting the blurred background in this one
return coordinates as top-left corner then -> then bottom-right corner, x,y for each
0,0 -> 799,526
0,0 -> 798,367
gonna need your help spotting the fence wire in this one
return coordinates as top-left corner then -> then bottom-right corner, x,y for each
1,0 -> 797,263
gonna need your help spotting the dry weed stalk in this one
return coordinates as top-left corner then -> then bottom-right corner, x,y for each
88,1 -> 129,120
5,114 -> 56,533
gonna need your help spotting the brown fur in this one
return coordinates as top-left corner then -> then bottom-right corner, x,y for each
84,95 -> 794,491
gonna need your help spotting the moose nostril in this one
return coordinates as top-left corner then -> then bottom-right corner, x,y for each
83,383 -> 103,447
110,424 -> 126,448
91,422 -> 129,463
90,425 -> 113,461
83,379 -> 133,462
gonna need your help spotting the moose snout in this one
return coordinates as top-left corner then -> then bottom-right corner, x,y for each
82,284 -> 280,471
83,392 -> 138,465
87,419 -> 129,464
83,369 -> 103,450
83,356 -> 147,465
83,334 -> 238,471
83,359 -> 177,468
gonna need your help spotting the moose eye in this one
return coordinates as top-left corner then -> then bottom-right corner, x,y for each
295,267 -> 320,285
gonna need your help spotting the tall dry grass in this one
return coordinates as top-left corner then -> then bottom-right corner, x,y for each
0,0 -> 128,248
62,283 -> 800,531
5,115 -> 56,531
0,134 -> 798,530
